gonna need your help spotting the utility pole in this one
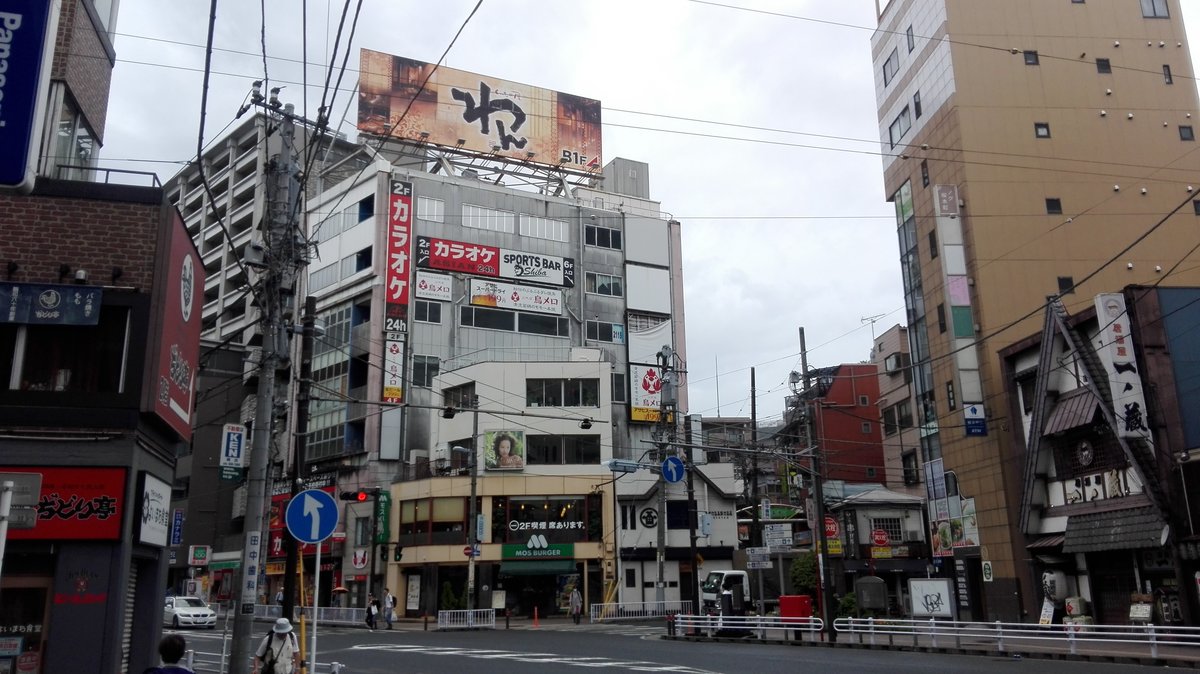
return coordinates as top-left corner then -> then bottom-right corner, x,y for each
800,327 -> 836,642
231,96 -> 301,674
467,396 -> 480,612
654,346 -> 676,605
685,432 -> 700,613
750,367 -> 762,614
282,296 -> 316,622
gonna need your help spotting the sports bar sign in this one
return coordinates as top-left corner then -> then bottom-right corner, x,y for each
416,236 -> 575,288
358,50 -> 602,172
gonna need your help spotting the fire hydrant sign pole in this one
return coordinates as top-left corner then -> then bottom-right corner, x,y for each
286,489 -> 338,673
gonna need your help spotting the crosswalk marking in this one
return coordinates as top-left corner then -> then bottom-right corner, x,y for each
349,644 -> 719,673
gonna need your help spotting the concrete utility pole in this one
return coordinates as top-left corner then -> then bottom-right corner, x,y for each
799,327 -> 836,642
654,346 -> 677,605
282,296 -> 316,623
230,93 -> 318,674
750,367 -> 763,614
467,396 -> 480,612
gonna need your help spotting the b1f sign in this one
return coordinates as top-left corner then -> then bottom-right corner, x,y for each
220,424 -> 247,468
0,1 -> 59,192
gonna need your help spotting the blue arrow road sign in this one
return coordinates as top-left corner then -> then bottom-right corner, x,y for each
285,489 -> 339,544
661,455 -> 686,483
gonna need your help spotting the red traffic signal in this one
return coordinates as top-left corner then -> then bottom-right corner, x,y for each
340,490 -> 370,502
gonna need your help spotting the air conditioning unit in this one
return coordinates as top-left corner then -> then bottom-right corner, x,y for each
407,450 -> 429,466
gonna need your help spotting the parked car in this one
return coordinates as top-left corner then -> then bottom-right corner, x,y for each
163,596 -> 216,629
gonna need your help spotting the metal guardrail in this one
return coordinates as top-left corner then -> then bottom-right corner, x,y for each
253,603 -> 369,627
671,614 -> 824,640
437,608 -> 497,630
589,600 -> 692,623
833,617 -> 1200,661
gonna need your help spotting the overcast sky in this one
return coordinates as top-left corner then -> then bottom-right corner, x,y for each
102,0 -> 1200,428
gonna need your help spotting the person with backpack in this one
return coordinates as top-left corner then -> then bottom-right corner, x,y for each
142,634 -> 192,674
253,618 -> 299,674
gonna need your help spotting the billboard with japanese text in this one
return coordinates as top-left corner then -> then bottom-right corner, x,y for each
469,279 -> 562,315
416,236 -> 574,287
359,50 -> 602,172
385,180 -> 413,328
6,467 -> 126,540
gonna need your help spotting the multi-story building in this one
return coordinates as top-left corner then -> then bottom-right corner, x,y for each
0,2 -> 203,672
270,51 -> 701,616
870,324 -> 921,496
871,0 -> 1200,620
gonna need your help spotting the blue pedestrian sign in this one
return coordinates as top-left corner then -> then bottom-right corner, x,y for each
285,489 -> 339,544
661,455 -> 686,483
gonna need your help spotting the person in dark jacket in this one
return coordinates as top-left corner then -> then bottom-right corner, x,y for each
142,634 -> 193,673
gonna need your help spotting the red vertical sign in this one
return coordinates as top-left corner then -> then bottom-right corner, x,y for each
152,211 -> 205,440
385,180 -> 413,328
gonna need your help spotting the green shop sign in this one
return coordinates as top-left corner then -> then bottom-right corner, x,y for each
502,542 -> 574,560
375,491 -> 391,544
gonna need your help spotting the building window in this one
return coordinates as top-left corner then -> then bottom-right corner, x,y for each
1046,198 -> 1063,215
625,568 -> 636,588
883,406 -> 898,436
519,214 -> 569,242
50,96 -> 98,180
1,306 -> 131,393
585,272 -> 624,297
928,229 -> 938,257
309,262 -> 339,292
586,320 -> 624,343
861,422 -> 872,434
412,355 -> 439,388
355,517 -> 371,546
906,25 -> 915,52
620,504 -> 637,530
1164,65 -> 1174,84
443,383 -> 476,409
517,313 -> 570,337
627,313 -> 666,332
415,300 -> 442,324
612,372 -> 627,403
1058,276 -> 1075,294
920,160 -> 929,187
913,91 -> 923,118
527,434 -> 601,465
417,196 -> 445,223
462,204 -> 515,233
585,225 -> 623,250
883,48 -> 900,86
1181,126 -> 1195,141
1193,199 -> 1200,215
1096,58 -> 1111,74
1034,123 -> 1051,138
946,381 -> 956,411
460,306 -> 514,331
859,395 -> 870,406
527,379 -> 599,407
871,517 -> 903,543
866,467 -> 878,479
936,303 -> 947,333
1141,0 -> 1169,18
340,247 -> 372,278
1024,51 -> 1039,66
889,106 -> 912,148
902,452 -> 919,485
309,304 -> 353,461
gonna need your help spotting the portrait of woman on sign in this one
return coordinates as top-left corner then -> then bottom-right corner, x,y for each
484,431 -> 525,470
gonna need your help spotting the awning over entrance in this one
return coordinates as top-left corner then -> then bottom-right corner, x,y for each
1063,506 -> 1165,553
1026,534 -> 1065,549
499,560 -> 578,576
1043,388 -> 1101,436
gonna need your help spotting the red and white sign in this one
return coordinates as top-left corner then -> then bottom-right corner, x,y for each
629,363 -> 664,423
824,516 -> 839,539
1094,293 -> 1149,439
148,210 -> 204,440
414,271 -> 453,302
871,529 -> 890,547
468,279 -> 562,315
417,235 -> 575,288
352,549 -> 368,569
6,467 -> 126,540
463,545 -> 474,557
385,180 -> 413,324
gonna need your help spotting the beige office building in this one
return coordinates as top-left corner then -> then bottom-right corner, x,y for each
871,0 -> 1200,619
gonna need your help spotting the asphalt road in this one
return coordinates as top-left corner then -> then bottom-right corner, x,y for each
173,619 -> 1174,674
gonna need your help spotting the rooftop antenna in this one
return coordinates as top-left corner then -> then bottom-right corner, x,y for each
861,313 -> 887,341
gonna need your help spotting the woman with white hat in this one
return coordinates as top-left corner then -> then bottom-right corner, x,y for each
253,618 -> 300,674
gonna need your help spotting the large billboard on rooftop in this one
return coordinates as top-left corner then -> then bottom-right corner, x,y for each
358,49 -> 602,172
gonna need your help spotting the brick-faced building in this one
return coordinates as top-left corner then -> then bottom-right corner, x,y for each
0,2 -> 203,673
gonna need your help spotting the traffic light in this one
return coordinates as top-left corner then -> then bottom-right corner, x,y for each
340,490 -> 371,502
379,543 -> 389,562
393,545 -> 404,561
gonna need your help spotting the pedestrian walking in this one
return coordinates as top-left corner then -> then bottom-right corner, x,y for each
275,589 -> 283,605
365,593 -> 378,630
569,586 -> 583,625
253,618 -> 299,674
384,588 -> 395,629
